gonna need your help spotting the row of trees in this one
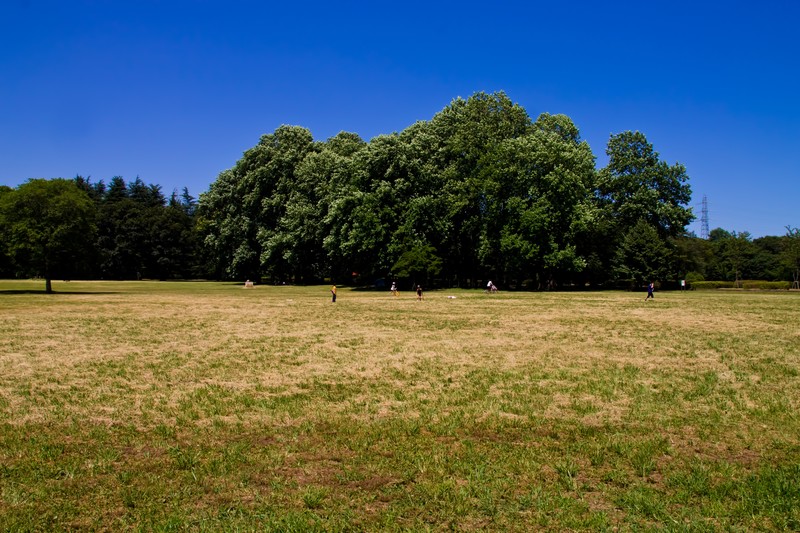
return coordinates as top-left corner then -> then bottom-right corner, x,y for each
676,228 -> 800,286
198,92 -> 693,288
0,176 -> 197,291
2,92 -> 798,291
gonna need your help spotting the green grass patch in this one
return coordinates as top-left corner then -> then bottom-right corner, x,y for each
1,280 -> 798,529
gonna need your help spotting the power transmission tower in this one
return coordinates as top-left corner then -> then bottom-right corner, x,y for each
700,195 -> 709,239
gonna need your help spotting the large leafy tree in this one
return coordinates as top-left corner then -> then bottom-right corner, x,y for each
598,131 -> 693,283
264,132 -> 366,283
598,131 -> 693,239
324,128 -> 436,283
430,91 -> 532,286
199,125 -> 316,281
381,121 -> 453,286
0,179 -> 97,292
479,113 -> 596,287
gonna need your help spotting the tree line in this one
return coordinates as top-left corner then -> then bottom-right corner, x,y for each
0,176 -> 198,291
1,92 -> 798,292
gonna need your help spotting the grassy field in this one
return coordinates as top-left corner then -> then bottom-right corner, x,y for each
1,280 -> 798,531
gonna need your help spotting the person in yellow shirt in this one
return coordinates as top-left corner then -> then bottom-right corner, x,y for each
331,284 -> 337,303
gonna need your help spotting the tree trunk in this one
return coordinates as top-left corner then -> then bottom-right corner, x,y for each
45,277 -> 53,294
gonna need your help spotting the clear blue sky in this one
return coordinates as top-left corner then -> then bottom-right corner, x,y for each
2,1 -> 797,237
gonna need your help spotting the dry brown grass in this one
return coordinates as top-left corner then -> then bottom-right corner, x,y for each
1,280 -> 799,530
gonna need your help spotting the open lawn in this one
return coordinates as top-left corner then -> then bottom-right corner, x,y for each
1,280 -> 799,531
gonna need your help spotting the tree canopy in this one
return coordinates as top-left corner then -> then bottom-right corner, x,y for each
0,179 -> 96,292
197,92 -> 698,288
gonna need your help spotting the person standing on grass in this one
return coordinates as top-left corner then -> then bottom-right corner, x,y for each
645,281 -> 655,301
331,284 -> 337,303
390,281 -> 398,297
416,285 -> 423,301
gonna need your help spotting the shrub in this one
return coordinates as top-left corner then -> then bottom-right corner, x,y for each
741,280 -> 791,290
692,281 -> 735,290
686,271 -> 705,283
692,280 -> 790,290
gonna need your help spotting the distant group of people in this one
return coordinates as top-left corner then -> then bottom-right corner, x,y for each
331,281 -> 425,302
256,279 -> 663,302
330,280 -> 503,302
389,281 -> 423,300
391,281 -> 423,300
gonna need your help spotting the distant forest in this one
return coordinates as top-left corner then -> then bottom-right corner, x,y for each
1,92 -> 798,289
